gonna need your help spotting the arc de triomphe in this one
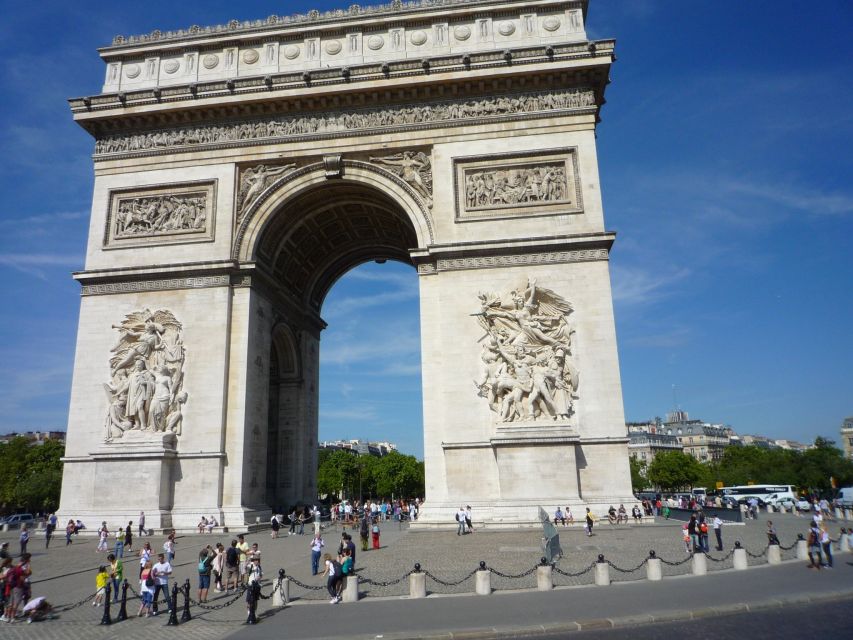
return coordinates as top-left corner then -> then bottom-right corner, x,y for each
59,0 -> 634,528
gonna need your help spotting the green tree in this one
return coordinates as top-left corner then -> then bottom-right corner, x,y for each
0,437 -> 65,513
647,451 -> 703,492
629,457 -> 648,492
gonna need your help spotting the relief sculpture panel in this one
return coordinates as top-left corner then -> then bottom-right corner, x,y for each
454,149 -> 581,221
104,181 -> 216,248
474,278 -> 578,424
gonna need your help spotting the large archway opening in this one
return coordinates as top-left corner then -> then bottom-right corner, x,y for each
253,179 -> 423,511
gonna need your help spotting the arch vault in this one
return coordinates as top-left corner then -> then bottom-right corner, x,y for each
60,0 -> 634,528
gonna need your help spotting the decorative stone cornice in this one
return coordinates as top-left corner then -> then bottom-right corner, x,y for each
106,0 -> 587,49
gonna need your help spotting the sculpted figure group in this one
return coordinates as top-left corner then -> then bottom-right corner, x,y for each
465,163 -> 569,209
474,278 -> 578,423
95,89 -> 595,155
114,194 -> 207,237
103,309 -> 188,442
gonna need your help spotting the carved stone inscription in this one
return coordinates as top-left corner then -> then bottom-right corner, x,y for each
104,309 -> 188,442
94,88 -> 596,155
104,181 -> 216,248
455,149 -> 581,221
474,278 -> 578,423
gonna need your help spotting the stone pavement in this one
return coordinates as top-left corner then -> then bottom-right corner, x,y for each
0,511 -> 848,639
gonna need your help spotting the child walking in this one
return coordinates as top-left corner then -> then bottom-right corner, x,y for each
92,566 -> 110,606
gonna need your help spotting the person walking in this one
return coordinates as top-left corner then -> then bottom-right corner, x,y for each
96,523 -> 109,553
138,560 -> 154,617
465,506 -> 474,534
819,524 -> 833,568
713,515 -> 723,551
371,519 -> 381,549
65,520 -> 75,546
44,515 -> 56,549
19,525 -> 29,556
163,533 -> 176,564
270,514 -> 280,539
456,506 -> 467,535
310,533 -> 324,575
585,508 -> 595,536
807,522 -> 823,569
322,553 -> 342,604
138,512 -> 146,538
124,521 -> 133,553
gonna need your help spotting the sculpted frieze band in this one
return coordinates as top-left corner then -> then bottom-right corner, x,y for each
465,162 -> 570,210
474,278 -> 578,423
94,88 -> 595,155
369,151 -> 432,207
104,309 -> 188,442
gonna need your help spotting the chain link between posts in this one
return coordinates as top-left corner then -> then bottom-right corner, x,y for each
551,561 -> 597,578
424,567 -> 479,587
606,558 -> 648,574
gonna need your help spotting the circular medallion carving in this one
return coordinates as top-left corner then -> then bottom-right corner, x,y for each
324,40 -> 342,55
124,64 -> 141,79
543,17 -> 561,32
284,45 -> 300,60
498,22 -> 516,36
367,35 -> 384,50
163,60 -> 180,74
242,49 -> 259,64
202,54 -> 219,69
410,30 -> 428,46
454,25 -> 471,41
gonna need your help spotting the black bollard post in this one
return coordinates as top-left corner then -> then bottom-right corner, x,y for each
116,580 -> 129,622
166,584 -> 180,626
246,583 -> 259,625
181,578 -> 192,623
100,583 -> 112,625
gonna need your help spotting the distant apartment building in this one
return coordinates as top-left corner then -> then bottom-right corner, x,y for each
0,430 -> 66,446
319,439 -> 397,457
628,431 -> 682,463
841,417 -> 853,460
665,420 -> 730,462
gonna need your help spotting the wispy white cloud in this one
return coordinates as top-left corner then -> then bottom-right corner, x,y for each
323,287 -> 419,318
0,252 -> 83,280
719,180 -> 853,217
320,331 -> 420,366
611,264 -> 691,307
0,211 -> 87,227
319,407 -> 377,421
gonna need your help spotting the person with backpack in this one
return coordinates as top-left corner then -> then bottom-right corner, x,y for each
197,545 -> 215,603
225,540 -> 240,592
585,508 -> 595,536
137,560 -> 154,617
322,553 -> 342,604
3,554 -> 32,623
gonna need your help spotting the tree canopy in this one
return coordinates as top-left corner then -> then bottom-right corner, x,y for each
0,437 -> 65,514
317,449 -> 424,501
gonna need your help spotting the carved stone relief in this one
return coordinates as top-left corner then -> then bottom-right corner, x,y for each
104,309 -> 188,442
95,88 -> 596,156
368,151 -> 432,207
454,149 -> 581,221
236,163 -> 297,221
104,181 -> 216,248
474,278 -> 577,424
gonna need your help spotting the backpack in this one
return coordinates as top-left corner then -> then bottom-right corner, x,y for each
226,546 -> 238,566
341,558 -> 353,576
331,560 -> 342,576
7,566 -> 22,589
198,559 -> 208,573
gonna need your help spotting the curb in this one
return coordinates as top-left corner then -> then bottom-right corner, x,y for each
350,588 -> 853,640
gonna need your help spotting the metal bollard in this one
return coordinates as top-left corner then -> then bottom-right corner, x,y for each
594,554 -> 610,586
246,583 -> 260,624
116,580 -> 129,622
410,563 -> 427,598
272,569 -> 287,607
646,550 -> 662,581
181,578 -> 192,623
733,541 -> 748,570
691,552 -> 707,576
767,542 -> 781,565
342,574 -> 360,602
796,533 -> 808,560
536,557 -> 553,591
166,584 -> 180,626
100,583 -> 112,625
475,561 -> 491,595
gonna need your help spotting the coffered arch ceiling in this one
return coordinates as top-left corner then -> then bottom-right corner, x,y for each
256,180 -> 418,312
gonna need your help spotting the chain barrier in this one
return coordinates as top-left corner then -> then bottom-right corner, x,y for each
744,543 -> 769,559
606,558 -> 648,574
424,567 -> 479,587
287,576 -> 326,591
54,591 -> 100,612
256,580 -> 279,600
778,540 -> 798,551
658,555 -> 693,567
551,561 -> 597,578
488,565 -> 539,579
703,549 -> 735,563
189,588 -> 247,610
361,570 -> 414,587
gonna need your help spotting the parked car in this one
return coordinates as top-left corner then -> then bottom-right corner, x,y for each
796,498 -> 812,511
0,513 -> 35,527
837,487 -> 853,508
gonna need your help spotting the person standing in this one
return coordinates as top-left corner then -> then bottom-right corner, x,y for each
138,560 -> 154,617
360,516 -> 369,551
65,520 -> 75,546
322,553 -> 342,604
19,525 -> 29,556
44,515 -> 55,549
197,546 -> 214,603
465,506 -> 475,534
456,506 -> 467,535
163,533 -> 175,563
807,522 -> 823,569
114,527 -> 125,558
236,535 -> 250,585
819,524 -> 833,568
124,521 -> 133,553
713,515 -> 723,551
96,523 -> 109,553
371,519 -> 381,549
107,553 -> 123,603
270,514 -> 280,539
585,508 -> 595,537
313,505 -> 322,535
212,543 -> 225,592
225,540 -> 240,592
151,552 -> 173,614
310,533 -> 324,575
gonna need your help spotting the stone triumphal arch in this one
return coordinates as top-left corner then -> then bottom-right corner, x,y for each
59,0 -> 634,528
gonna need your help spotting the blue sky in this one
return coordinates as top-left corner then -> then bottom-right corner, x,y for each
1,2 -> 851,457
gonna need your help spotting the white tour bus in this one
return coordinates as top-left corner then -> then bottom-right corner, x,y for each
719,484 -> 797,507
